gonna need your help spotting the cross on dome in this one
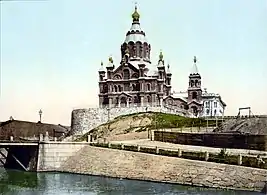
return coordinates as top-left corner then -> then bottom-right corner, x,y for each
132,2 -> 140,22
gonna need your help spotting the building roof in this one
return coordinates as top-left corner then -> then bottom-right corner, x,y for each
125,33 -> 147,43
0,120 -> 70,141
202,91 -> 227,107
190,56 -> 200,76
171,91 -> 188,102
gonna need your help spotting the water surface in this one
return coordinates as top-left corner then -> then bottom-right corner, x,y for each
0,169 -> 264,195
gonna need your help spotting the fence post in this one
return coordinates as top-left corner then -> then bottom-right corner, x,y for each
238,154 -> 242,165
137,145 -> 140,152
54,137 -> 57,142
87,135 -> 91,143
205,151 -> 209,161
121,144 -> 124,150
39,134 -> 43,142
108,142 -> 111,148
44,131 -> 49,141
178,148 -> 182,157
10,136 -> 13,142
151,130 -> 154,141
156,146 -> 159,154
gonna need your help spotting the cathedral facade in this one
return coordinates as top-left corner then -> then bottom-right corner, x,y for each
98,6 -> 226,117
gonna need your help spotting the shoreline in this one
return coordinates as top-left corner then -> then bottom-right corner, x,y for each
54,146 -> 267,193
52,170 -> 265,193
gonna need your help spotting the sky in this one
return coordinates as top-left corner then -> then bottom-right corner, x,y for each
0,0 -> 266,126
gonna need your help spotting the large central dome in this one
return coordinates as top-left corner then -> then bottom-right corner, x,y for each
121,5 -> 151,64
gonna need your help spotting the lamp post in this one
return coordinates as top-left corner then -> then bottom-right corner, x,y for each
39,109 -> 43,123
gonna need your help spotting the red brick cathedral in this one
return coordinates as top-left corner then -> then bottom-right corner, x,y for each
98,5 -> 209,117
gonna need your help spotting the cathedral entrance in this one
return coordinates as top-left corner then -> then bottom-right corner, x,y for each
120,97 -> 127,107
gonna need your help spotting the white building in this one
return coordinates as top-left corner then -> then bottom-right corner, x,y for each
201,88 -> 226,117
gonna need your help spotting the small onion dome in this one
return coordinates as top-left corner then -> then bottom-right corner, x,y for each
98,61 -> 105,72
159,51 -> 164,61
166,64 -> 172,75
107,56 -> 114,68
132,5 -> 140,22
157,50 -> 164,67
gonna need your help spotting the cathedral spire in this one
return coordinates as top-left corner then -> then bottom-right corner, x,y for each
191,56 -> 199,75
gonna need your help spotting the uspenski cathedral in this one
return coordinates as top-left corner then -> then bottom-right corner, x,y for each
98,5 -> 226,117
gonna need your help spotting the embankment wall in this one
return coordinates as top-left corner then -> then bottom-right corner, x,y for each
71,106 -> 189,135
37,142 -> 88,171
60,145 -> 267,193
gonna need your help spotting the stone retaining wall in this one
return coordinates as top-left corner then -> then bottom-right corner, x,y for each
60,146 -> 267,193
71,106 -> 190,135
37,142 -> 88,171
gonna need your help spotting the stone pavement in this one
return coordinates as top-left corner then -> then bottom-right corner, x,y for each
60,145 -> 267,193
110,139 -> 267,157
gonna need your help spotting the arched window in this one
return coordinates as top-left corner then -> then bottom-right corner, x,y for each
136,42 -> 141,57
114,85 -> 117,92
128,42 -> 134,57
192,92 -> 197,99
118,85 -> 123,92
131,73 -> 139,78
206,109 -> 210,115
143,42 -> 148,58
113,74 -> 122,80
147,84 -> 151,91
195,80 -> 198,87
132,84 -> 136,91
103,84 -> 108,93
123,69 -> 130,80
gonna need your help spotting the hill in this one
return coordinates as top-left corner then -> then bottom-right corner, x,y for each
76,112 -> 219,142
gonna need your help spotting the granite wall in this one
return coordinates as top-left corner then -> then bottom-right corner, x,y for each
37,142 -> 88,171
60,146 -> 267,193
71,106 -> 190,135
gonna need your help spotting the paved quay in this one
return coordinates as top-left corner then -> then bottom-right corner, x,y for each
60,145 -> 267,193
110,139 -> 267,157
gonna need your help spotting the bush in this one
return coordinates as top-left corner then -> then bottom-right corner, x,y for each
139,147 -> 156,154
159,149 -> 179,157
110,144 -> 122,150
90,142 -> 109,148
182,151 -> 205,161
124,145 -> 138,152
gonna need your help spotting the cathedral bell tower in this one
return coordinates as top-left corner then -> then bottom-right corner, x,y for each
187,56 -> 203,116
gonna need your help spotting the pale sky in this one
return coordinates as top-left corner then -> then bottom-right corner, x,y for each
0,0 -> 267,126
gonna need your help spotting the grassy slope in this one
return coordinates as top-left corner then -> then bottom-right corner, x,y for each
76,112 -> 220,142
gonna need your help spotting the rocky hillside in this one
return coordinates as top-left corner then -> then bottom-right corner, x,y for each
76,112 -> 218,141
213,117 -> 267,135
